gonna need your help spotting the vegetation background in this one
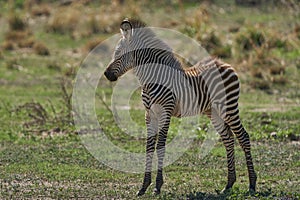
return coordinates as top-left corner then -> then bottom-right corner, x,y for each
0,0 -> 299,199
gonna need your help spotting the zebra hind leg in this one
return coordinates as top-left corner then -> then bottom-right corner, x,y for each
227,114 -> 257,192
235,126 -> 257,192
220,128 -> 236,192
211,112 -> 236,192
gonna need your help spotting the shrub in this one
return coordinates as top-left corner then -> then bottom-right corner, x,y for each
269,64 -> 285,75
33,42 -> 50,56
295,24 -> 300,39
296,58 -> 300,70
272,75 -> 288,85
235,0 -> 261,6
18,37 -> 35,48
47,61 -> 61,71
30,4 -> 51,17
241,45 -> 288,90
267,31 -> 289,49
14,0 -> 25,8
250,78 -> 271,91
5,58 -> 20,70
88,14 -> 101,34
236,27 -> 265,51
199,31 -> 222,51
47,7 -> 80,34
213,44 -> 232,59
8,13 -> 27,31
229,25 -> 240,33
64,66 -> 76,77
253,52 -> 286,77
86,10 -> 122,35
182,4 -> 210,38
2,40 -> 15,50
5,30 -> 30,41
4,12 -> 37,51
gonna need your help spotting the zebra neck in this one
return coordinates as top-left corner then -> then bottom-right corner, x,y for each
133,48 -> 184,86
133,48 -> 183,71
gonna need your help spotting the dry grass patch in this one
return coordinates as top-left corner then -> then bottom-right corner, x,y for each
30,4 -> 51,17
235,25 -> 293,54
47,61 -> 62,71
18,37 -> 35,48
5,58 -> 23,71
33,42 -> 50,56
233,24 -> 298,91
240,44 -> 288,91
236,26 -> 266,52
295,24 -> 300,39
46,1 -> 143,38
8,13 -> 27,31
84,38 -> 104,52
182,4 -> 211,38
47,5 -> 81,34
5,13 -> 32,43
2,40 -> 15,50
182,4 -> 232,58
3,13 -> 33,51
2,11 -> 51,56
5,30 -> 31,41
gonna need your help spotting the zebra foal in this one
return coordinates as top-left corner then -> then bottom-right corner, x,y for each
104,19 -> 257,196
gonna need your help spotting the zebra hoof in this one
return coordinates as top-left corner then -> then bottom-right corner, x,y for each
221,187 -> 232,194
153,188 -> 161,195
249,183 -> 256,192
249,187 -> 256,195
137,189 -> 146,196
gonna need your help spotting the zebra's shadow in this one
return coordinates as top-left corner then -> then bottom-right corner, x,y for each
163,189 -> 257,200
184,189 -> 283,200
185,191 -> 230,200
157,191 -> 231,200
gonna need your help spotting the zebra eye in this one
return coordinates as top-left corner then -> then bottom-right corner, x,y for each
113,39 -> 125,59
114,48 -> 122,59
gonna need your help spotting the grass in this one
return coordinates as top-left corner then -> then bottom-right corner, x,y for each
0,135 -> 299,199
0,0 -> 299,199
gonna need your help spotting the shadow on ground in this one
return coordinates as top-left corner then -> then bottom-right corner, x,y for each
159,188 -> 298,200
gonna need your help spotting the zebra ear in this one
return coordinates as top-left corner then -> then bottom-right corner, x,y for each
120,19 -> 132,41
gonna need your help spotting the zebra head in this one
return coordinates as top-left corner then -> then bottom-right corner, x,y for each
104,19 -> 135,82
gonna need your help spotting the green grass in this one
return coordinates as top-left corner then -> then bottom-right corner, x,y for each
0,0 -> 299,199
0,135 -> 299,199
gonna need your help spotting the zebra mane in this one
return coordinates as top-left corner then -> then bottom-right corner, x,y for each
128,19 -> 182,70
128,19 -> 147,29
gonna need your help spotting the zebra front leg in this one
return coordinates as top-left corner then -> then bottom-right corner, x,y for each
137,136 -> 155,196
154,131 -> 168,195
137,110 -> 158,196
154,110 -> 171,195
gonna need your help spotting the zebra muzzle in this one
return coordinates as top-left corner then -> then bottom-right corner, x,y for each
104,70 -> 118,82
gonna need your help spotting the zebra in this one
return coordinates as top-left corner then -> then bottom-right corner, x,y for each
104,19 -> 257,196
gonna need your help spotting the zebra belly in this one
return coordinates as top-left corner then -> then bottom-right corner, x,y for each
172,100 -> 207,118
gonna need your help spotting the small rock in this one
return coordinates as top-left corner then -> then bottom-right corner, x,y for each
270,132 -> 277,138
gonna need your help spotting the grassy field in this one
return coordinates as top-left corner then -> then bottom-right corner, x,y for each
0,0 -> 299,199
